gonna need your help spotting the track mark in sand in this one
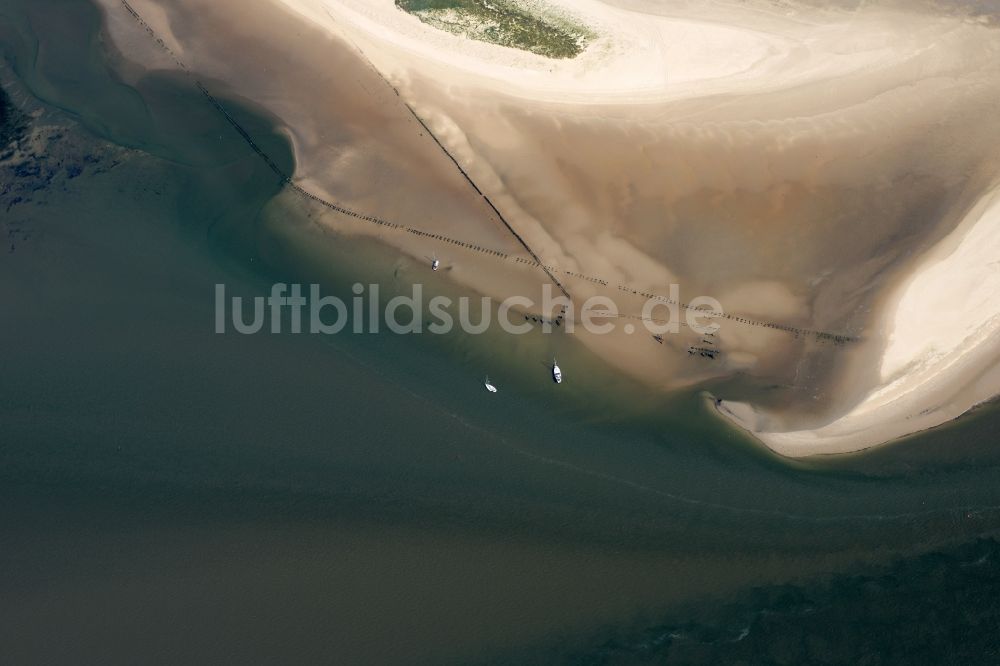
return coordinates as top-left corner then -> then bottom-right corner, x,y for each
117,0 -> 859,346
329,19 -> 573,300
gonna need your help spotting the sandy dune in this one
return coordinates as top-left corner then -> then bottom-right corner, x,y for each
99,0 -> 1000,455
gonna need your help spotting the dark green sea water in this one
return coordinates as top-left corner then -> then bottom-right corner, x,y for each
2,1 -> 999,663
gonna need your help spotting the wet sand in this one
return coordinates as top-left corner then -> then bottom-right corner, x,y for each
96,0 -> 1000,455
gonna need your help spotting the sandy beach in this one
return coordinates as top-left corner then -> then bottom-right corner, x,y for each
719,181 -> 1000,456
96,0 -> 1000,456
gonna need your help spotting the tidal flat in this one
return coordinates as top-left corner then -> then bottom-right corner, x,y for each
2,1 -> 1000,663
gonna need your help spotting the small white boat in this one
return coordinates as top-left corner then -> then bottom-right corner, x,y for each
552,360 -> 563,384
431,255 -> 440,271
484,376 -> 498,393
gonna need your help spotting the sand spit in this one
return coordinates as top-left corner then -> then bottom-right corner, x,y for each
719,182 -> 1000,457
99,0 -> 1000,455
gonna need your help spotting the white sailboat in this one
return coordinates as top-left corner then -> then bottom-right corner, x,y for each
552,359 -> 563,384
431,253 -> 440,271
484,376 -> 498,393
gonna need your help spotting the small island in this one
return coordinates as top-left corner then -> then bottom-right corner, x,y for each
395,0 -> 593,58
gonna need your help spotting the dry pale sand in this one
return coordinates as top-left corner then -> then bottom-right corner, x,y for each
98,0 -> 1000,456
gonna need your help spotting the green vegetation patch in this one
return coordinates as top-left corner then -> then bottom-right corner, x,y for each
395,0 -> 593,59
